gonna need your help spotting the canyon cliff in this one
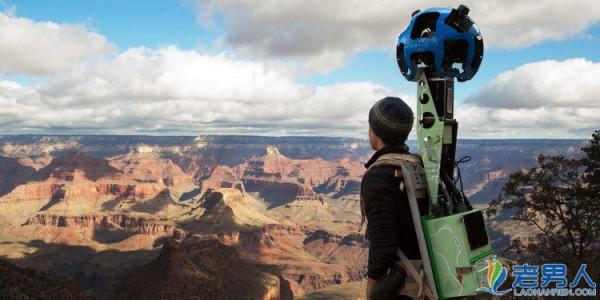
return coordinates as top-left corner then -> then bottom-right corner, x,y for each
0,135 -> 585,298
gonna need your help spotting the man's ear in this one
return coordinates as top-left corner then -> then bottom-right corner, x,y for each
374,136 -> 386,151
377,138 -> 387,150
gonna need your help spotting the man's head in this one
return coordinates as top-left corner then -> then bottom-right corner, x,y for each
368,96 -> 414,150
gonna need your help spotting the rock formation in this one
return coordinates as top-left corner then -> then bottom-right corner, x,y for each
0,155 -> 34,197
0,135 -> 586,298
112,240 -> 281,300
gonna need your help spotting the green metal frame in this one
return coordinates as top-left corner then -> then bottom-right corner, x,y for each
416,71 -> 443,206
414,70 -> 495,299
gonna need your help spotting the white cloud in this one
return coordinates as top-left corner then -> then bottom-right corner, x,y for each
195,0 -> 600,71
0,11 -> 396,137
0,12 -> 115,75
0,10 -> 597,139
459,59 -> 600,138
465,59 -> 600,109
0,46 -> 390,136
456,106 -> 600,138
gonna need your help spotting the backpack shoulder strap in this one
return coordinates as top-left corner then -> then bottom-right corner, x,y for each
367,153 -> 423,178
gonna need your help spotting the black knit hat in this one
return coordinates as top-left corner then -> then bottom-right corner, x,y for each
368,97 -> 414,145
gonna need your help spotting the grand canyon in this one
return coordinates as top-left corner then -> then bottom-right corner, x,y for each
0,135 -> 586,299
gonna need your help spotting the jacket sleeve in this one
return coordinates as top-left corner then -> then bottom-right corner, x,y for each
362,168 -> 401,280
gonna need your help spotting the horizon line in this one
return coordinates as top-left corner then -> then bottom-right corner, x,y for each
0,133 -> 588,141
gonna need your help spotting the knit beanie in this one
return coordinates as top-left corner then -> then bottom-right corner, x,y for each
368,97 -> 414,146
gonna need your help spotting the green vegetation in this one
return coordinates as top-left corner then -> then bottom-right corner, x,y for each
488,131 -> 600,277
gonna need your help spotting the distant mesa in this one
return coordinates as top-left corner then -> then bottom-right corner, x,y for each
238,145 -> 362,208
266,145 -> 282,156
30,151 -> 122,182
182,188 -> 277,234
133,145 -> 157,154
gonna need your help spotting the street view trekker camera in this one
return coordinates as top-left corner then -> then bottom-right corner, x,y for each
388,5 -> 495,299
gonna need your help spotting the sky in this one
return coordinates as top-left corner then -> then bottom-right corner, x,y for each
0,0 -> 599,139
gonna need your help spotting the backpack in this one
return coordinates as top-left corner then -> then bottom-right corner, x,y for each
366,153 -> 437,300
367,152 -> 496,299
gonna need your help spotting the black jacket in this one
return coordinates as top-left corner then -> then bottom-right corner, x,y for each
362,145 -> 421,280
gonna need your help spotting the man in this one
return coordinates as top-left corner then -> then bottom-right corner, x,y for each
362,97 -> 420,299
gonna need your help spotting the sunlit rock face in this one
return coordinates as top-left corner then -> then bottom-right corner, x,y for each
0,135 -> 586,298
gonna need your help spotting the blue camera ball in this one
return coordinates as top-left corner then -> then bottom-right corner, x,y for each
397,5 -> 483,82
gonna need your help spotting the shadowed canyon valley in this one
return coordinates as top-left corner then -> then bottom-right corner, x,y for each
0,135 -> 586,299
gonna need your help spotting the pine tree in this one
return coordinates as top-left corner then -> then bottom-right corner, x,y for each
488,130 -> 600,277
